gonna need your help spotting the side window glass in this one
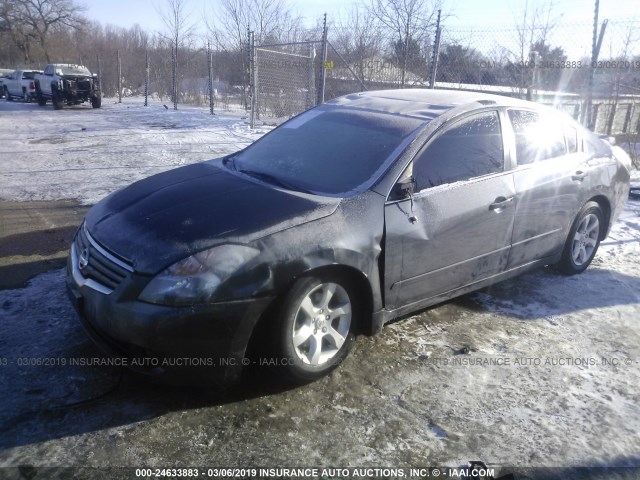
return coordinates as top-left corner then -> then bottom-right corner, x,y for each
565,125 -> 578,153
583,133 -> 610,158
413,111 -> 504,190
508,110 -> 566,165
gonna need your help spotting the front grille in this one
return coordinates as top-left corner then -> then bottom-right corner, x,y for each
73,226 -> 133,293
77,80 -> 92,91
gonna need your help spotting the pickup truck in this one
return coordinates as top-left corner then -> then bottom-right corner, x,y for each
34,64 -> 101,109
0,69 -> 14,98
3,70 -> 42,102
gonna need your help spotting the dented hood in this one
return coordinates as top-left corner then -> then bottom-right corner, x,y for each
85,160 -> 339,274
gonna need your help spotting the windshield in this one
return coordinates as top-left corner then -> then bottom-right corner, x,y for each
232,106 -> 423,195
57,65 -> 91,76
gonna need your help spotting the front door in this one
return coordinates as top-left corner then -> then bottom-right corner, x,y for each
384,110 -> 516,309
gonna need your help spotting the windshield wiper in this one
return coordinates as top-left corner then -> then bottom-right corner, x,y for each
238,169 -> 312,194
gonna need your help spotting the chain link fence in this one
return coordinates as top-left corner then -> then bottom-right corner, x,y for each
251,41 -> 320,125
80,16 -> 640,155
321,19 -> 640,138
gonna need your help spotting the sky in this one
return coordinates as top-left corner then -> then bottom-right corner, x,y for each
83,0 -> 639,60
84,0 -> 639,33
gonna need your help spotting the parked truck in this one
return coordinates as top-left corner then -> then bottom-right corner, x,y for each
0,69 -> 14,98
34,64 -> 101,109
3,70 -> 42,102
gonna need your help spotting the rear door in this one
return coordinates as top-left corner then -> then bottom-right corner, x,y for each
384,109 -> 516,309
505,109 -> 587,268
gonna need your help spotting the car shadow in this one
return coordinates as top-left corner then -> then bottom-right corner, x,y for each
0,264 -> 299,450
454,266 -> 640,320
0,264 -> 638,451
0,102 -> 43,111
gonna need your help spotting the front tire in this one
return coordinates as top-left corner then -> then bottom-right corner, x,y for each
91,93 -> 101,108
52,86 -> 63,110
275,276 -> 357,384
557,201 -> 604,275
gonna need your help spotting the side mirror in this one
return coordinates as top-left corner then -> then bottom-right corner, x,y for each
598,134 -> 616,146
395,176 -> 416,199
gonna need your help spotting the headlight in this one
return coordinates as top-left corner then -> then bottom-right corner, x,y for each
139,244 -> 259,306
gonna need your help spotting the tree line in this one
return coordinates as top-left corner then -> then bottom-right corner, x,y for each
1,0 -> 637,102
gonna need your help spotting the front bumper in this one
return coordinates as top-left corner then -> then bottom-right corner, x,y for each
66,238 -> 274,386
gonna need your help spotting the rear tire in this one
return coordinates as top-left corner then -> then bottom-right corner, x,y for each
274,275 -> 357,384
23,88 -> 29,102
52,86 -> 63,110
5,87 -> 11,101
557,201 -> 604,275
35,85 -> 47,106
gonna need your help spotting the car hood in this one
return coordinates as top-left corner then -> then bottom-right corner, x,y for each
85,160 -> 340,274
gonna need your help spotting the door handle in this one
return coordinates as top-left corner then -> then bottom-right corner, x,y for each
572,170 -> 588,181
489,196 -> 514,211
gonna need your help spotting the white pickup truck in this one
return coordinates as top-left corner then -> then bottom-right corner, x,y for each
3,70 -> 42,102
34,64 -> 101,109
0,69 -> 13,98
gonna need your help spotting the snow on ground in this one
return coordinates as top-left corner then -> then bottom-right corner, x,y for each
0,97 -> 639,472
0,96 -> 269,205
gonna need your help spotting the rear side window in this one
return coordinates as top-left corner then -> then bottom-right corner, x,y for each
22,72 -> 36,80
583,133 -> 611,158
413,110 -> 504,189
508,110 -> 567,165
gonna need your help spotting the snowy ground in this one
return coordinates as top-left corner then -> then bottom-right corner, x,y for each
0,98 -> 639,477
0,97 -> 268,205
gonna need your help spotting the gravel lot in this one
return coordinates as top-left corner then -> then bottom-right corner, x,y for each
1,99 -> 639,479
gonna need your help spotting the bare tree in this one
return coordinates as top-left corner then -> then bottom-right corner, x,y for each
157,0 -> 196,105
207,0 -> 303,51
334,4 -> 384,83
507,0 -> 560,93
0,0 -> 85,63
365,0 -> 444,85
204,0 -> 303,108
158,0 -> 195,50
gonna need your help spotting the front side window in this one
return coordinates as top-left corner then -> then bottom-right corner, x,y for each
412,110 -> 504,190
508,109 -> 566,165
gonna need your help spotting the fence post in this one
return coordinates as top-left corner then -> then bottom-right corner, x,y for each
245,25 -> 251,109
172,45 -> 178,110
307,41 -> 315,109
96,55 -> 101,91
207,42 -> 214,115
250,31 -> 256,128
317,13 -> 328,105
117,49 -> 122,103
144,50 -> 149,106
429,10 -> 442,89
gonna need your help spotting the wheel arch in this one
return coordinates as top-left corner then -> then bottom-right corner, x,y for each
293,264 -> 374,336
587,194 -> 611,240
245,262 -> 375,363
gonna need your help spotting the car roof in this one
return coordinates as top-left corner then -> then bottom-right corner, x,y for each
328,88 -> 539,121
